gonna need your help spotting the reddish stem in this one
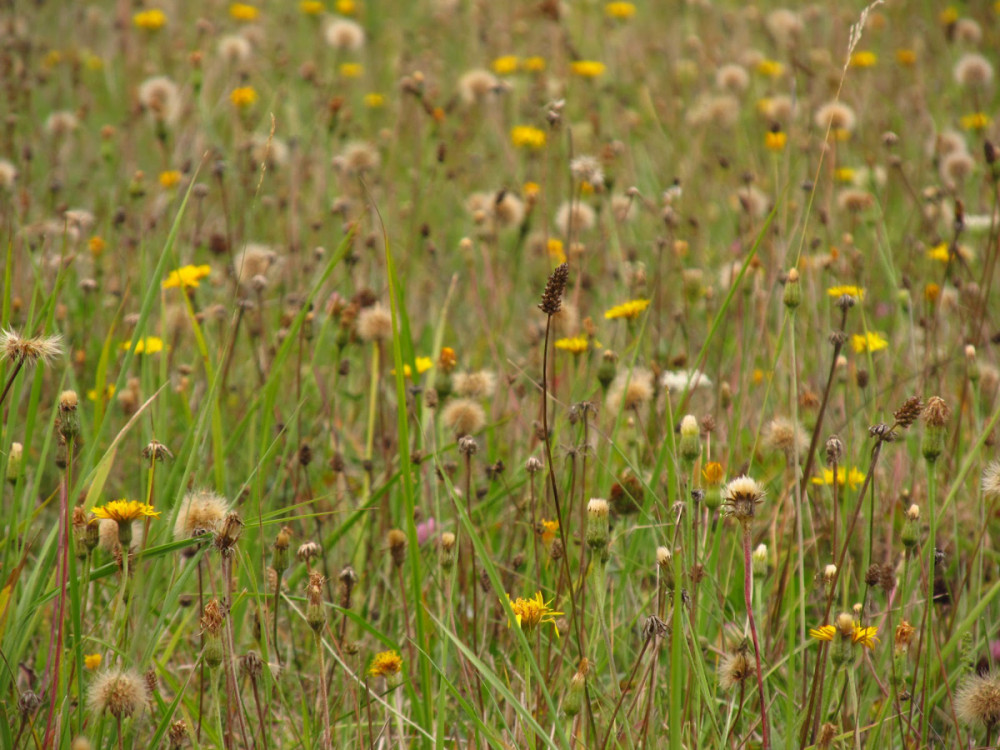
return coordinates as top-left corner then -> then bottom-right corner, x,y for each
743,526 -> 770,749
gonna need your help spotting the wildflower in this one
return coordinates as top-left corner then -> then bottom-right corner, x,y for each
84,654 -> 102,670
755,59 -> 784,78
604,298 -> 650,320
356,304 -> 393,341
955,53 -> 993,88
555,336 -> 590,354
547,238 -> 567,263
340,63 -> 363,77
555,202 -> 595,235
138,76 -> 181,126
87,669 -> 149,719
835,167 -> 855,183
0,329 -> 63,367
441,398 -> 486,436
492,55 -> 518,75
809,625 -> 836,642
300,0 -> 324,13
133,9 -> 166,30
162,264 -> 211,289
764,130 -> 787,152
926,243 -> 950,263
961,113 -> 992,132
827,285 -> 865,300
439,347 -> 457,373
336,0 -> 355,12
368,650 -> 403,678
121,337 -> 164,355
982,460 -> 1000,498
230,86 -> 258,108
718,650 -> 751,690
939,7 -> 958,26
511,126 -> 546,149
761,417 -> 807,458
722,476 -> 765,524
93,500 -> 160,523
229,3 -> 259,21
398,357 -> 433,378
605,2 -> 636,19
539,519 -> 559,545
815,101 -> 856,134
335,141 -> 380,174
956,673 -> 1000,730
702,462 -> 724,486
453,370 -> 496,399
158,171 -> 181,189
661,369 -> 712,393
811,467 -> 866,490
324,18 -> 365,50
849,51 -> 877,68
851,331 -> 888,353
852,624 -> 879,650
363,93 -> 384,108
524,56 -> 546,72
606,368 -> 654,412
895,49 -> 916,66
570,60 -> 605,78
506,591 -> 563,636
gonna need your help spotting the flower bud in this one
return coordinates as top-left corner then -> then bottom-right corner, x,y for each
751,544 -> 769,577
6,442 -> 22,484
679,415 -> 701,462
586,499 -> 610,550
440,532 -> 456,569
783,268 -> 801,309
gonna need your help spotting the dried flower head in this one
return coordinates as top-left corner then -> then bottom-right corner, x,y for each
718,649 -> 751,690
0,329 -> 63,367
539,263 -> 569,315
722,476 -> 765,524
453,370 -> 496,399
324,18 -> 365,50
387,529 -> 407,566
893,396 -> 923,429
761,417 -> 807,458
441,398 -> 486,437
87,668 -> 150,719
956,673 -> 1000,729
174,490 -> 231,539
357,304 -> 393,342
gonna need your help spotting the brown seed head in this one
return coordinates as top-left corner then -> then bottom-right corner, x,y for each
923,396 -> 950,427
956,673 -> 1000,729
387,528 -> 408,566
201,599 -> 225,635
538,262 -> 569,315
893,396 -> 923,429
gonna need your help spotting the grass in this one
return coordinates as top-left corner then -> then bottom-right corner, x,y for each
4,0 -> 1000,748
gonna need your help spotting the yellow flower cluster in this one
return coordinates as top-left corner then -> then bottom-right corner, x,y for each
511,126 -> 546,150
961,112 -> 991,131
300,0 -> 324,14
162,264 -> 211,289
133,9 -> 167,30
571,60 -> 605,78
764,131 -> 787,152
604,298 -> 650,320
492,55 -> 519,75
756,59 -> 784,78
159,170 -> 181,189
554,336 -> 589,354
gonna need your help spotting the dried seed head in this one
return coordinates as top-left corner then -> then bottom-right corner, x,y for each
168,719 -> 187,748
0,329 -> 63,367
825,435 -> 844,465
538,262 -> 569,315
893,396 -> 923,429
923,396 -> 950,427
214,512 -> 244,557
525,456 -> 543,474
722,475 -> 765,524
174,490 -> 231,540
956,673 -> 1000,729
87,668 -> 150,719
442,398 -> 486,437
982,461 -> 1000,498
387,529 -> 408,566
719,650 -> 751,690
823,564 -> 838,585
18,690 -> 41,717
142,439 -> 173,462
458,435 -> 478,456
240,651 -> 263,681
835,612 -> 854,637
297,541 -> 322,563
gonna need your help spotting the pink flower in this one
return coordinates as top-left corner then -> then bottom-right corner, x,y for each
416,517 -> 436,545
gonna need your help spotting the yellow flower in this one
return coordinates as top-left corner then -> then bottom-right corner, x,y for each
852,624 -> 879,650
939,7 -> 958,25
961,112 -> 992,131
835,167 -> 855,183
895,49 -> 916,66
539,519 -> 559,545
571,60 -> 605,78
809,625 -> 836,642
336,0 -> 357,13
121,337 -> 165,355
87,384 -> 116,402
363,92 -> 385,108
702,462 -> 724,486
492,55 -> 519,75
826,285 -> 865,300
340,62 -> 363,78
230,86 -> 258,108
755,59 -> 784,78
92,499 -> 161,522
925,283 -> 940,304
229,3 -> 259,21
605,2 -> 636,19
811,467 -> 866,490
511,126 -> 547,150
604,298 -> 651,320
927,243 -> 950,263
439,346 -> 457,373
764,131 -> 787,152
84,653 -> 102,670
159,170 -> 181,189
506,591 -> 562,637
394,356 -> 433,378
752,368 -> 765,385
89,236 -> 106,256
162,264 -> 211,289
368,650 -> 402,678
849,51 -> 877,68
555,336 -> 589,354
851,331 -> 888,354
523,56 -> 546,73
133,9 -> 167,30
523,181 -> 541,199
299,0 -> 324,14
547,238 -> 566,264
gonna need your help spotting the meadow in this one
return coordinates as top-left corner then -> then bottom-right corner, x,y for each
2,0 -> 1000,747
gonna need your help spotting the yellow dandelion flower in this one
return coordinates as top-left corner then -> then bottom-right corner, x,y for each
826,285 -> 865,300
511,126 -> 547,149
492,55 -> 519,75
230,86 -> 258,108
604,298 -> 651,320
925,283 -> 941,304
336,0 -> 356,13
340,62 -> 363,78
849,51 -> 877,68
547,238 -> 566,264
835,167 -> 855,183
852,624 -> 879,650
927,243 -> 950,263
523,181 -> 541,199
524,56 -> 546,72
133,9 -> 167,30
162,264 -> 211,289
121,337 -> 165,355
539,519 -> 559,545
159,170 -> 181,189
764,131 -> 787,152
299,0 -> 324,14
368,650 -> 402,678
939,7 -> 958,25
571,60 -> 605,78
851,331 -> 888,353
92,499 -> 161,522
89,236 -> 106,256
702,462 -> 724,486
555,336 -> 589,354
229,3 -> 259,21
605,2 -> 636,19
85,654 -> 102,670
394,356 -> 434,378
756,59 -> 784,78
506,591 -> 563,637
87,384 -> 116,402
961,112 -> 992,131
896,49 -> 916,66
811,467 -> 866,490
364,92 -> 385,108
809,625 -> 836,642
